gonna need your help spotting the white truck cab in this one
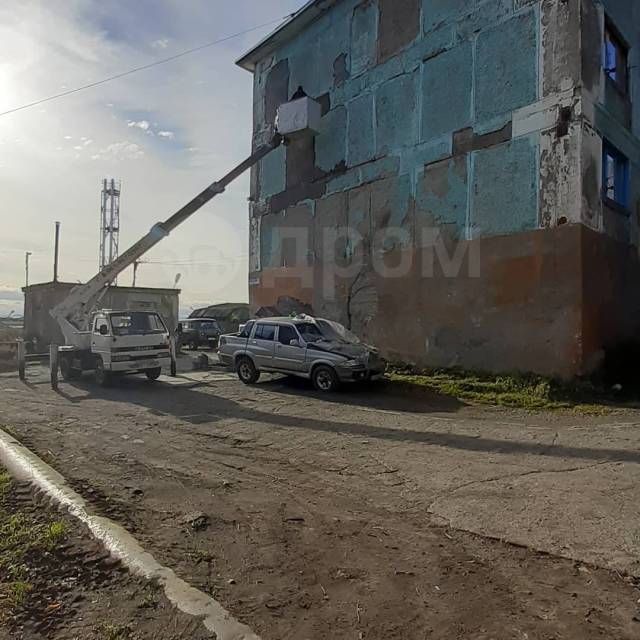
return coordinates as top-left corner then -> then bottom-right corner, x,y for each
59,310 -> 171,385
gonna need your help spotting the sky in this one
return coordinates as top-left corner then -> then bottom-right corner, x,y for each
0,0 -> 305,317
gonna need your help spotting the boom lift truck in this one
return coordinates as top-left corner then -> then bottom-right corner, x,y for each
45,97 -> 322,388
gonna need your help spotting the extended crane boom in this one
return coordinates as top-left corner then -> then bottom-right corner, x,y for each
51,133 -> 282,348
44,95 -> 320,388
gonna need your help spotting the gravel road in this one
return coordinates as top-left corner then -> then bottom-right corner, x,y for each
1,366 -> 640,639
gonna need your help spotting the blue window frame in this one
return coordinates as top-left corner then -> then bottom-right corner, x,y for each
602,141 -> 629,208
604,21 -> 629,95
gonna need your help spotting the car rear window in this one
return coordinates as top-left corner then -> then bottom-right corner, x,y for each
255,324 -> 276,341
239,321 -> 255,338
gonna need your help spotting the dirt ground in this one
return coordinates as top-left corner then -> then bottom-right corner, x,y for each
0,471 -> 212,640
1,363 -> 640,639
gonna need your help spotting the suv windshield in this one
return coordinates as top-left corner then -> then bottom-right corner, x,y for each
110,312 -> 166,336
297,323 -> 325,343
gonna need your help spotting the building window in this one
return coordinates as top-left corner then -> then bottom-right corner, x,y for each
604,22 -> 629,95
602,142 -> 629,208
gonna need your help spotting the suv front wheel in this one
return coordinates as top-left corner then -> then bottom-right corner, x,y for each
237,357 -> 260,385
312,365 -> 339,392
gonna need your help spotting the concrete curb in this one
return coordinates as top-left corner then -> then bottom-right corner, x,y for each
0,429 -> 260,640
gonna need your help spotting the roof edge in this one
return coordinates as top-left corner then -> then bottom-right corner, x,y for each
236,0 -> 341,72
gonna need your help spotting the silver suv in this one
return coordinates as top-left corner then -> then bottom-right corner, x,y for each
218,316 -> 385,392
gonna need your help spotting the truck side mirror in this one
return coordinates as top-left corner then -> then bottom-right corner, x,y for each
99,325 -> 108,335
289,339 -> 301,348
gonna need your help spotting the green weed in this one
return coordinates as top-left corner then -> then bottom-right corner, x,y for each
387,366 -> 614,413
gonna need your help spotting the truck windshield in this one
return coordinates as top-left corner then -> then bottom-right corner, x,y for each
110,312 -> 166,336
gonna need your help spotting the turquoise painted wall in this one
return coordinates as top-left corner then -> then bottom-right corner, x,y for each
255,0 -> 542,259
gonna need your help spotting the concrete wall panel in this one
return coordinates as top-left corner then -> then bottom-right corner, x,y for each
377,0 -> 420,63
351,0 -> 377,76
421,42 -> 473,141
347,93 -> 375,166
416,155 -> 468,238
475,10 -> 538,123
259,144 -> 286,199
316,105 -> 348,172
375,72 -> 419,154
471,137 -> 539,237
422,0 -> 473,34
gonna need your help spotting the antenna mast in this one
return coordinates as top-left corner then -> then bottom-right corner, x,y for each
99,178 -> 121,273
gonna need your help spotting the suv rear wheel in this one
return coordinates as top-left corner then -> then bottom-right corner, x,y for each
312,365 -> 339,392
237,357 -> 260,385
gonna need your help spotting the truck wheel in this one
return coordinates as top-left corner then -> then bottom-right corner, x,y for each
60,355 -> 80,381
312,365 -> 339,392
237,357 -> 260,385
94,358 -> 111,387
145,367 -> 162,381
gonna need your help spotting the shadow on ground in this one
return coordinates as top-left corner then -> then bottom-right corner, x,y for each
36,373 -> 640,466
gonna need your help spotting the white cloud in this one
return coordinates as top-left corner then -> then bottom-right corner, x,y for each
151,38 -> 170,49
0,0 -> 280,306
157,130 -> 174,139
92,140 -> 145,161
127,119 -> 151,131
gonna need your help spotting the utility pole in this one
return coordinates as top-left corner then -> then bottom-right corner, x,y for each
25,252 -> 32,287
53,221 -> 60,282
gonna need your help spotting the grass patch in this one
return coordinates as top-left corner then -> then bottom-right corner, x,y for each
0,471 -> 10,495
0,425 -> 19,439
387,367 -> 616,413
0,465 -> 68,622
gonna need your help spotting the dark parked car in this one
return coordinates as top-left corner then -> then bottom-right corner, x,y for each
178,318 -> 221,350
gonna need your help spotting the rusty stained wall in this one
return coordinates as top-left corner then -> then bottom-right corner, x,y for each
244,0 -> 638,376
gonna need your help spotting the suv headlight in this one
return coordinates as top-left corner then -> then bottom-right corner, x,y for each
342,359 -> 360,367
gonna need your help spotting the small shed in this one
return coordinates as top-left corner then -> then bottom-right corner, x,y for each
23,281 -> 180,351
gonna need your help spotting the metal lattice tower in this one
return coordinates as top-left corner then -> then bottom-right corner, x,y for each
99,178 -> 121,271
